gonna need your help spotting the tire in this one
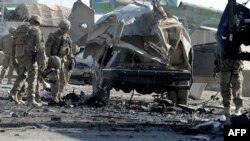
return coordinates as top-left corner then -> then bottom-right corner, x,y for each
167,81 -> 190,105
176,80 -> 190,105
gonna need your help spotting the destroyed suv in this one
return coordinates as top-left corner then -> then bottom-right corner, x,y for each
84,3 -> 192,106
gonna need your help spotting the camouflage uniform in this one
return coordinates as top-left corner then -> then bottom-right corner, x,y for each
45,19 -> 75,102
0,27 -> 16,84
10,15 -> 44,106
42,56 -> 61,102
215,58 -> 244,116
35,37 -> 47,105
220,59 -> 243,115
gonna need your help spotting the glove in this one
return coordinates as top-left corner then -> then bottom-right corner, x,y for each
41,68 -> 50,78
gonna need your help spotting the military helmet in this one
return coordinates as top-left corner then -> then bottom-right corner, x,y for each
29,14 -> 42,25
9,27 -> 16,34
49,56 -> 61,69
58,19 -> 71,30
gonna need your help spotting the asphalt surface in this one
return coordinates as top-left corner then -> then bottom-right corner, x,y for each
1,76 -> 250,141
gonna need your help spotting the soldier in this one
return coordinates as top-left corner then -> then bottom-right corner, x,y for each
0,27 -> 16,84
42,56 -> 61,102
214,5 -> 244,116
214,58 -> 244,116
35,33 -> 48,105
10,15 -> 44,106
45,19 -> 76,102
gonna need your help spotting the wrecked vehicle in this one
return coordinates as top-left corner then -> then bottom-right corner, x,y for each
71,47 -> 94,84
83,2 -> 192,106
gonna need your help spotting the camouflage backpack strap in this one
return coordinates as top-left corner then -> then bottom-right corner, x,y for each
14,24 -> 30,45
13,24 -> 31,58
27,25 -> 42,50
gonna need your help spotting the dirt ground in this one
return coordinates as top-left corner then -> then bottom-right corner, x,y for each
1,77 -> 250,141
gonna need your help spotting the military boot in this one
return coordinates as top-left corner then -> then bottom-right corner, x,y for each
58,93 -> 63,102
26,96 -> 42,107
9,90 -> 18,102
16,93 -> 26,105
35,95 -> 48,106
52,95 -> 59,103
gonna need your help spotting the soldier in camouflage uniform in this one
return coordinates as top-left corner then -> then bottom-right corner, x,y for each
34,34 -> 47,105
42,56 -> 61,102
45,19 -> 75,102
0,27 -> 16,84
214,4 -> 244,116
214,58 -> 244,116
10,15 -> 45,106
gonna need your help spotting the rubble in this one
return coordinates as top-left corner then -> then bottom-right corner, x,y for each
51,116 -> 62,122
190,135 -> 211,141
1,1 -> 250,141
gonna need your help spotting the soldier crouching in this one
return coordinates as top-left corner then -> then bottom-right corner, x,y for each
42,56 -> 61,103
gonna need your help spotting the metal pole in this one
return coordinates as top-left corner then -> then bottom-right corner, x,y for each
227,0 -> 236,58
1,0 -> 5,22
90,0 -> 93,8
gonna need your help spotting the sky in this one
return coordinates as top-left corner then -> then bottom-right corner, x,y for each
37,0 -> 250,11
179,0 -> 250,11
37,0 -> 90,8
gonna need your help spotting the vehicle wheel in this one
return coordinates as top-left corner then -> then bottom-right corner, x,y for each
176,81 -> 190,105
87,62 -> 110,107
167,81 -> 190,105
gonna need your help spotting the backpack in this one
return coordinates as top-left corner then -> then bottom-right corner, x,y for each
14,24 -> 30,45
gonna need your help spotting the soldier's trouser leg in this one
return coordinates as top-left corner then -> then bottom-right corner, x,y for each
51,81 -> 59,102
220,72 -> 232,107
231,71 -> 243,115
16,85 -> 26,105
0,56 -> 9,82
0,66 -> 7,82
25,59 -> 40,106
10,63 -> 27,104
16,81 -> 28,105
7,65 -> 14,84
231,71 -> 243,107
59,66 -> 72,99
5,55 -> 14,83
220,71 -> 232,115
35,75 -> 47,105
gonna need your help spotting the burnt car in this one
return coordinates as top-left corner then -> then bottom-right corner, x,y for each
83,2 -> 193,106
71,47 -> 93,84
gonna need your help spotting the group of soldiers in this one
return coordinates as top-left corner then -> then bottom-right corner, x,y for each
0,14 -> 77,107
0,13 -> 245,117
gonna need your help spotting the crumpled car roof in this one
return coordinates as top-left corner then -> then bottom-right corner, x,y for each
85,3 -> 191,69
